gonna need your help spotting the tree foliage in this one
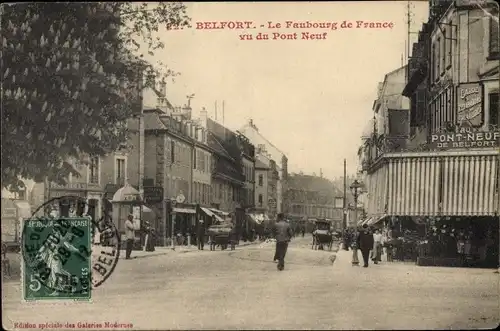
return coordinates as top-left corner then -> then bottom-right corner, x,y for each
1,2 -> 190,187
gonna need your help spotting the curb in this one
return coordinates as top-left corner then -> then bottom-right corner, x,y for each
120,241 -> 261,260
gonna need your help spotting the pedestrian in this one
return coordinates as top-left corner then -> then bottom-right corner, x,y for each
357,224 -> 374,267
301,226 -> 305,237
124,213 -> 136,260
197,220 -> 205,250
273,213 -> 293,271
372,228 -> 383,264
351,228 -> 360,265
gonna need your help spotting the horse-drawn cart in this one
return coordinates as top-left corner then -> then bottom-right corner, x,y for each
207,223 -> 236,251
312,220 -> 334,251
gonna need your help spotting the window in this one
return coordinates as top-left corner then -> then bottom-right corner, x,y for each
431,44 -> 436,81
442,29 -> 447,69
489,93 -> 499,127
197,151 -> 205,172
489,13 -> 499,58
258,174 -> 263,186
436,38 -> 441,78
170,140 -> 175,163
258,194 -> 263,206
193,150 -> 197,169
446,27 -> 452,68
88,156 -> 99,184
115,158 -> 126,185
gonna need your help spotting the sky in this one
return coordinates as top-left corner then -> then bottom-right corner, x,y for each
141,1 -> 430,180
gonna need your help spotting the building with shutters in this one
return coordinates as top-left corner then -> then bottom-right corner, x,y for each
239,119 -> 289,213
358,0 -> 499,267
199,110 -> 255,237
142,103 -> 215,245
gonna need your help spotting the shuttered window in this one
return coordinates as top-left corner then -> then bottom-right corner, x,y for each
489,14 -> 499,58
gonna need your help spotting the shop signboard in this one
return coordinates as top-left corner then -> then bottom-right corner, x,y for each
430,128 -> 500,149
144,186 -> 163,203
457,83 -> 483,127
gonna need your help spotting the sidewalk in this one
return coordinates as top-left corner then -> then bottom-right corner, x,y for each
119,240 -> 260,260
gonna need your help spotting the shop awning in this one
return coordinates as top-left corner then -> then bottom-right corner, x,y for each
173,207 -> 196,214
209,208 -> 229,216
367,215 -> 388,227
358,217 -> 372,226
201,207 -> 215,217
201,207 -> 224,223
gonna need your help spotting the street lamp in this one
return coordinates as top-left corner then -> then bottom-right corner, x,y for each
349,179 -> 363,266
349,179 -> 363,226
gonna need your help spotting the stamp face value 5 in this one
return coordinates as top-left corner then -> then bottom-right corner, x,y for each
22,217 -> 92,301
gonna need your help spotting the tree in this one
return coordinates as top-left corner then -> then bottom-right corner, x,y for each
1,2 -> 190,187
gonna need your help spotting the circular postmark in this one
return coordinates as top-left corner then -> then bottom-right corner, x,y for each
21,196 -> 121,299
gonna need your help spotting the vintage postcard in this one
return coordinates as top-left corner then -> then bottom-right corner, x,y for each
1,1 -> 499,330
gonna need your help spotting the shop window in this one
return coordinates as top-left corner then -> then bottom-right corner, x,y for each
489,93 -> 499,127
489,12 -> 499,59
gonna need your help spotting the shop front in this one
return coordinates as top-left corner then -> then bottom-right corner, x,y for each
364,146 -> 499,267
49,182 -> 102,221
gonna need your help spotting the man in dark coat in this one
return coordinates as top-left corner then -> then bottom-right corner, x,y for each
273,213 -> 293,271
197,220 -> 205,250
357,224 -> 374,267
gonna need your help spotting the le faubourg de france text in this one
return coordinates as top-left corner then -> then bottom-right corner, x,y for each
189,20 -> 394,41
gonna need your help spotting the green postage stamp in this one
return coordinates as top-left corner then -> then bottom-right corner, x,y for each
22,217 -> 92,301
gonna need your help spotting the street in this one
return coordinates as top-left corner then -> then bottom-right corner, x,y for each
2,235 -> 498,330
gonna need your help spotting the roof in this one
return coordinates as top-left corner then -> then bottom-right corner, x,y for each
208,132 -> 234,160
143,111 -> 166,130
240,123 -> 287,159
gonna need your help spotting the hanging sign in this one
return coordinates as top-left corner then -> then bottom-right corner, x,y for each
457,83 -> 483,127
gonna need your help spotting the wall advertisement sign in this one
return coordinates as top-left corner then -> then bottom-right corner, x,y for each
456,83 -> 483,127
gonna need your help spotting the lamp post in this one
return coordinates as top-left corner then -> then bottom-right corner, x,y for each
350,179 -> 363,226
349,179 -> 363,266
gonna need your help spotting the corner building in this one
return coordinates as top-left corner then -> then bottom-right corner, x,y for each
360,0 -> 499,267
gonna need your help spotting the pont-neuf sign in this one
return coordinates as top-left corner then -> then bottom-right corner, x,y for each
431,128 -> 500,149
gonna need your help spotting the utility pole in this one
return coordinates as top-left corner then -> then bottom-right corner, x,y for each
343,159 -> 347,231
406,0 -> 411,83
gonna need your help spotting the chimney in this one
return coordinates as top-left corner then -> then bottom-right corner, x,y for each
199,107 -> 208,128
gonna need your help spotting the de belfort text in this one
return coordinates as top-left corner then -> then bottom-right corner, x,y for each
193,20 -> 394,40
14,322 -> 133,329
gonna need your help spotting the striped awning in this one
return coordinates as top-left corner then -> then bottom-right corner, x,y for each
365,150 -> 499,217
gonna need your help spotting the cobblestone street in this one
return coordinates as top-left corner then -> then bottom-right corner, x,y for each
2,235 -> 498,330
